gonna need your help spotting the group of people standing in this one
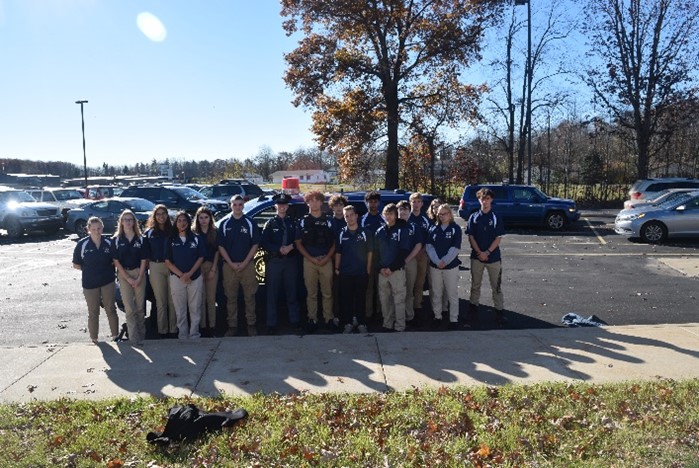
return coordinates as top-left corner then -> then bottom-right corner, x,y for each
71,188 -> 505,343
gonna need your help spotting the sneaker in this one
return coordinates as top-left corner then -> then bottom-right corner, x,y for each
224,327 -> 237,337
326,317 -> 341,333
247,325 -> 258,337
343,324 -> 354,334
357,324 -> 368,334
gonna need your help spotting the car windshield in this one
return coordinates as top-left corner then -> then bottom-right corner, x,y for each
4,191 -> 36,203
125,198 -> 156,212
172,186 -> 205,201
53,189 -> 83,201
243,184 -> 263,196
533,188 -> 550,200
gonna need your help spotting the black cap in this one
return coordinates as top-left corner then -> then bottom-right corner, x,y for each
272,193 -> 292,204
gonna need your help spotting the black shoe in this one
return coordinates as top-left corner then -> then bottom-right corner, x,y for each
305,320 -> 318,334
267,326 -> 277,336
448,321 -> 463,331
325,318 -> 341,333
431,318 -> 444,331
380,326 -> 395,333
496,311 -> 508,328
289,322 -> 303,334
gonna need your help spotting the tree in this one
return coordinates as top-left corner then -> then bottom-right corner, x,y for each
582,0 -> 699,180
282,0 -> 503,189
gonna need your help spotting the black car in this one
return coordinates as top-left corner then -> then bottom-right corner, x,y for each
120,185 -> 230,219
199,181 -> 264,202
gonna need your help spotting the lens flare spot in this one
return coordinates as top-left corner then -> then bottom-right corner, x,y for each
137,12 -> 167,42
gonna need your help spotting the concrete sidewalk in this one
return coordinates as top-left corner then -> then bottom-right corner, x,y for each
2,324 -> 699,403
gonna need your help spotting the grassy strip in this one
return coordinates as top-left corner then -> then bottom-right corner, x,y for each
1,379 -> 698,467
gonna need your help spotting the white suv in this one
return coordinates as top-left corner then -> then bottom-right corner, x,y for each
0,187 -> 64,238
26,187 -> 86,221
628,178 -> 699,201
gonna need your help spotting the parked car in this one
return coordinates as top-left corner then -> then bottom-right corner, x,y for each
65,197 -> 172,236
622,188 -> 697,210
238,189 -> 434,283
458,184 -> 579,230
26,187 -> 86,221
0,186 -> 64,238
119,185 -> 230,219
81,185 -> 123,200
614,190 -> 699,243
199,180 -> 264,202
627,177 -> 699,202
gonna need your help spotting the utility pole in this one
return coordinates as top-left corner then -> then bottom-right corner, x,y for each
75,100 -> 89,194
515,0 -> 532,185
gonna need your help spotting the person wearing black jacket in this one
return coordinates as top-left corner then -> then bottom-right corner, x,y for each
374,203 -> 410,332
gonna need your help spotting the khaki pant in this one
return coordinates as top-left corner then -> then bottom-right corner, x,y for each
83,281 -> 119,341
170,274 -> 203,339
303,258 -> 334,323
413,250 -> 429,310
404,257 -> 418,321
470,259 -> 504,311
118,268 -> 147,344
429,267 -> 460,322
222,262 -> 258,328
148,261 -> 176,334
200,260 -> 218,329
378,269 -> 407,331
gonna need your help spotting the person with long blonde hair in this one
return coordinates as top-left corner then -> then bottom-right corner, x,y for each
112,209 -> 148,345
425,204 -> 462,329
192,206 -> 219,337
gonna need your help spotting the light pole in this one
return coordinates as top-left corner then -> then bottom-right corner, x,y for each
75,100 -> 88,194
515,0 -> 532,185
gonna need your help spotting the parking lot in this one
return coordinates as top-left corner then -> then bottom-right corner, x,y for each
1,208 -> 697,347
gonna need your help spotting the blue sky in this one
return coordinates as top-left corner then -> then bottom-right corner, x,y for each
0,0 -> 316,168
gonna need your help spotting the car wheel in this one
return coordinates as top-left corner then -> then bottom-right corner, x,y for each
74,219 -> 88,237
253,248 -> 267,284
5,217 -> 23,238
545,211 -> 566,231
640,221 -> 667,243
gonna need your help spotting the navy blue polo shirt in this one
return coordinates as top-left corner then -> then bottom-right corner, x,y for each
261,215 -> 297,253
466,210 -> 505,263
113,234 -> 148,270
217,215 -> 260,262
296,213 -> 334,257
72,235 -> 116,289
198,233 -> 218,262
144,228 -> 170,262
330,216 -> 347,238
426,222 -> 462,269
375,221 -> 410,271
336,226 -> 374,276
167,233 -> 206,280
409,213 -> 430,240
404,219 -> 424,252
360,212 -> 386,234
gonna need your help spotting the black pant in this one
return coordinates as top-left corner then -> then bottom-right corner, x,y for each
338,273 -> 368,326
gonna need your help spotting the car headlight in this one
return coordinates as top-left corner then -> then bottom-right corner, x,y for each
20,208 -> 37,217
620,213 -> 645,221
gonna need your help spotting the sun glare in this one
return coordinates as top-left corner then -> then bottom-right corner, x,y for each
136,12 -> 166,42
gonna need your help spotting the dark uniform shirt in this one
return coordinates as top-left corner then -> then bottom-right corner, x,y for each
336,226 -> 373,276
217,215 -> 260,262
375,220 -> 410,271
72,235 -> 115,289
296,213 -> 334,257
261,215 -> 297,255
144,228 -> 170,262
466,210 -> 505,263
113,234 -> 148,270
330,216 -> 347,239
426,222 -> 462,269
360,212 -> 386,234
409,213 -> 430,241
167,233 -> 206,280
199,232 -> 218,262
404,218 -> 424,252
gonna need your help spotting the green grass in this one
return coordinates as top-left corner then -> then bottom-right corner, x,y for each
1,380 -> 698,467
